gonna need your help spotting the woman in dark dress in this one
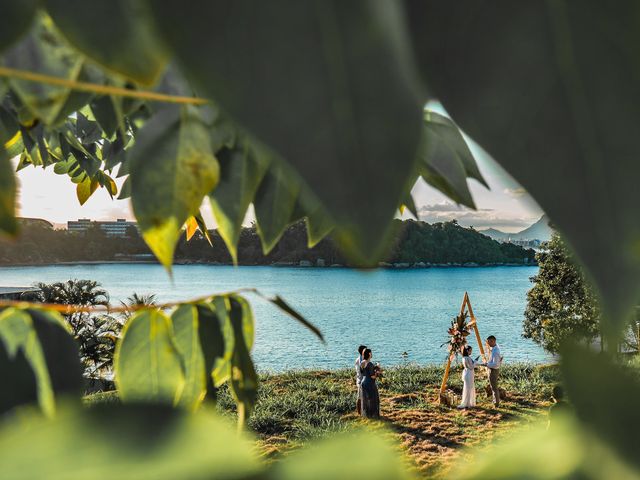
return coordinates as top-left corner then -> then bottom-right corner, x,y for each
360,348 -> 380,418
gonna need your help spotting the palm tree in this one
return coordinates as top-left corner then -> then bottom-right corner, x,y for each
120,293 -> 158,319
35,279 -> 113,378
35,279 -> 109,308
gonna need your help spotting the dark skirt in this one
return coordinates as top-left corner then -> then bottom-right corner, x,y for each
361,378 -> 380,418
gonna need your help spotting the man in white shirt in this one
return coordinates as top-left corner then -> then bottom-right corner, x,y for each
480,335 -> 503,407
355,345 -> 367,414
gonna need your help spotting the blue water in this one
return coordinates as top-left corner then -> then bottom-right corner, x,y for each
0,264 -> 549,370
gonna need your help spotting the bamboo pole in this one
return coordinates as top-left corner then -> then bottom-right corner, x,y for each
464,292 -> 487,362
439,354 -> 453,396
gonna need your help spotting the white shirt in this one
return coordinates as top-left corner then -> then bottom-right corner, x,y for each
486,345 -> 503,369
355,355 -> 363,386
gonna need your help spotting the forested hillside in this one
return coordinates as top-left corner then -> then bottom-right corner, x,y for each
0,219 -> 536,266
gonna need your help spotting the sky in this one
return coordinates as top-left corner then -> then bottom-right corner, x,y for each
14,104 -> 543,233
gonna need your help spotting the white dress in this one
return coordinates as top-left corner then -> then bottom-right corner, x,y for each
459,356 -> 477,408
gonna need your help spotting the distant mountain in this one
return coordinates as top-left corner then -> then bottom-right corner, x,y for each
479,228 -> 510,241
480,215 -> 552,242
517,215 -> 552,241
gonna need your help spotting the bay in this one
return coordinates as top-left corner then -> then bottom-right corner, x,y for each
0,264 -> 549,371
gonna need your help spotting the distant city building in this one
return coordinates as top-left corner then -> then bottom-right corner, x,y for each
67,218 -> 138,237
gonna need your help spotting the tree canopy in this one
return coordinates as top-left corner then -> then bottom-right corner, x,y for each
524,233 -> 600,354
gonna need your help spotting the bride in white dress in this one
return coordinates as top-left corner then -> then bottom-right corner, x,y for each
458,345 -> 477,409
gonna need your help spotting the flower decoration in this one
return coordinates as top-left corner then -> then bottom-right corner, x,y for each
441,312 -> 471,358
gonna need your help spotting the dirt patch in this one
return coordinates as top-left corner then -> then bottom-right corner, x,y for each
377,387 -> 548,477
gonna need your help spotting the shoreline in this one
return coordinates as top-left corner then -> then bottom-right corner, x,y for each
0,260 -> 538,268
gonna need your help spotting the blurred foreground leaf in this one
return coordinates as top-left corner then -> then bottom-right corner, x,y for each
170,305 -> 207,410
2,18 -> 83,125
455,418 -> 637,479
407,0 -> 640,334
149,0 -> 424,264
419,110 -> 486,208
253,162 -> 299,254
0,308 -> 81,416
129,105 -> 219,270
0,403 -> 261,480
45,0 -> 167,85
0,143 -> 18,235
0,0 -> 36,53
561,343 -> 640,469
270,429 -> 414,480
209,145 -> 269,262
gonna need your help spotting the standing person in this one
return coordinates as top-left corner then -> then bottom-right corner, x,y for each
458,345 -> 478,409
480,335 -> 503,407
355,345 -> 367,415
360,348 -> 380,418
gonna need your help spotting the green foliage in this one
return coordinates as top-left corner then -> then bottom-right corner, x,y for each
524,234 -> 601,354
0,404 -> 262,480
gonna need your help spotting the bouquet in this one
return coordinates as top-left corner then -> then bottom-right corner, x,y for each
441,312 -> 471,358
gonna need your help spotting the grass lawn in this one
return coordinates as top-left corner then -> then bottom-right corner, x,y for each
86,363 -> 560,478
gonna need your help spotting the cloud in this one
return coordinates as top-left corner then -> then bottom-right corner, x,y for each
503,187 -> 527,198
417,201 -> 492,214
415,201 -> 534,231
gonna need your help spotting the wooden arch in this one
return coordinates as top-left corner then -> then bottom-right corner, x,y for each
439,292 -> 487,399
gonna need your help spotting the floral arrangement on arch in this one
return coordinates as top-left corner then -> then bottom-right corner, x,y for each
442,312 -> 471,357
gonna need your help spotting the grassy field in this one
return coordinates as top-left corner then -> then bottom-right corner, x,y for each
87,363 -> 560,477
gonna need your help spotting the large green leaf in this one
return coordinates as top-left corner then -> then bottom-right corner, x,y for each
0,403 -> 261,479
253,162 -> 300,254
170,305 -> 206,410
419,110 -> 487,208
210,296 -> 235,388
0,0 -> 37,52
45,0 -> 167,85
114,309 -> 185,405
227,296 -> 257,424
2,18 -> 83,125
129,105 -> 219,269
209,145 -> 269,263
0,143 -> 18,235
453,418 -> 636,479
0,308 -> 81,417
28,309 -> 83,402
0,339 -> 38,416
561,343 -> 640,469
193,303 -> 225,393
270,430 -> 414,480
148,0 -> 424,264
407,0 -> 640,333
0,309 -> 50,414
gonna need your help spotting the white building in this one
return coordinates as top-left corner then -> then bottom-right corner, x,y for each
67,218 -> 137,237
